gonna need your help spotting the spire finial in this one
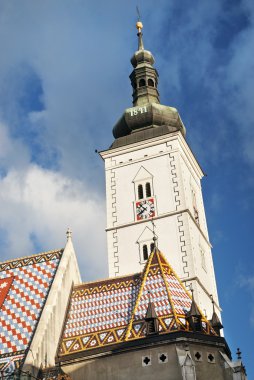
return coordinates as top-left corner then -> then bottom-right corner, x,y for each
136,7 -> 144,50
151,219 -> 157,250
236,348 -> 242,360
136,20 -> 143,33
66,227 -> 72,241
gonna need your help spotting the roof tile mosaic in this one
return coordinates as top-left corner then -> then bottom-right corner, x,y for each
59,249 -> 215,359
0,249 -> 63,375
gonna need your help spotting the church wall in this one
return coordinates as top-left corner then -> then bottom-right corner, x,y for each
62,340 -> 234,380
175,136 -> 220,314
113,215 -> 183,276
177,145 -> 209,238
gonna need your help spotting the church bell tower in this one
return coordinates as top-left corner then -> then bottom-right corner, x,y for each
100,22 -> 219,319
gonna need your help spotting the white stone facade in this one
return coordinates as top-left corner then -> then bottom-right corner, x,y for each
100,131 -> 219,318
23,238 -> 81,377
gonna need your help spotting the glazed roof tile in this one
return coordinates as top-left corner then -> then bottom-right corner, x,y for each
0,249 -> 63,374
59,249 -> 215,359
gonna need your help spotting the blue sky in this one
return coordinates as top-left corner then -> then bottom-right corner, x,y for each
0,0 -> 253,376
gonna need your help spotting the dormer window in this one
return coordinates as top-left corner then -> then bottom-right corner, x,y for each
145,300 -> 159,335
133,167 -> 154,201
137,227 -> 157,264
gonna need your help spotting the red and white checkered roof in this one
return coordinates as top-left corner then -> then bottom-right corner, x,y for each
59,249 -> 213,359
0,249 -> 63,374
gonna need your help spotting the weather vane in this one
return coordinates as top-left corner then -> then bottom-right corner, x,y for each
135,5 -> 144,49
136,6 -> 141,21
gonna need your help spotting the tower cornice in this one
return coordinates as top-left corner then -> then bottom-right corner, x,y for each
100,131 -> 204,179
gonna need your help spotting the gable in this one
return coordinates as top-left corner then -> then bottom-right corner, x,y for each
136,226 -> 154,243
133,166 -> 153,182
0,249 -> 63,374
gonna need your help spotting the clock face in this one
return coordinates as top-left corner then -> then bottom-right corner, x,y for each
136,198 -> 155,220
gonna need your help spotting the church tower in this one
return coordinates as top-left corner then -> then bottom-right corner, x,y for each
100,22 -> 219,318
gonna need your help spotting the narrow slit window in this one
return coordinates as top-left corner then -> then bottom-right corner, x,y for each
201,248 -> 207,272
145,182 -> 151,197
192,189 -> 199,225
138,184 -> 144,200
143,245 -> 148,261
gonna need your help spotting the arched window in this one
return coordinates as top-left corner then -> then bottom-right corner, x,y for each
143,245 -> 148,261
138,184 -> 144,200
150,243 -> 155,253
145,182 -> 151,197
139,79 -> 146,87
148,78 -> 154,87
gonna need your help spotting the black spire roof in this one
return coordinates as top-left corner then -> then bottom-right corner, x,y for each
210,295 -> 223,336
110,21 -> 186,149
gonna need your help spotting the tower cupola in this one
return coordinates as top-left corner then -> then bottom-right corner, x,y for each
111,21 -> 186,148
130,22 -> 160,106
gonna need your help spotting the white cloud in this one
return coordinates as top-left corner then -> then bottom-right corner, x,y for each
0,162 -> 107,281
0,122 -> 30,170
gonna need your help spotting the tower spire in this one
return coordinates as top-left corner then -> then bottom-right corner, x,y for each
111,20 -> 186,142
210,294 -> 223,336
130,20 -> 160,106
186,285 -> 202,332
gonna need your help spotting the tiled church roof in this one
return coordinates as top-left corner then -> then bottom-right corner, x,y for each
0,249 -> 63,375
59,249 -> 215,360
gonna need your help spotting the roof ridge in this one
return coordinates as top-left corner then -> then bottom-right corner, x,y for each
158,250 -> 212,326
124,249 -> 154,340
74,272 -> 142,288
0,248 -> 64,266
156,250 -> 179,328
